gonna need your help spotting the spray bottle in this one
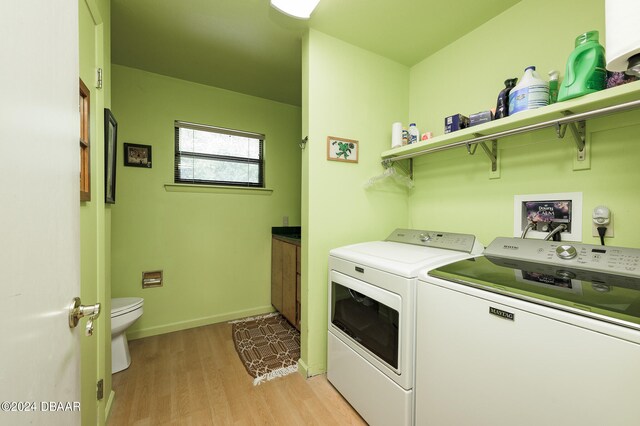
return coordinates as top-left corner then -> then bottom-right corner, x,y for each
548,70 -> 559,104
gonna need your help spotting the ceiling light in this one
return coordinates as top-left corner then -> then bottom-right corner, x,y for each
270,0 -> 320,19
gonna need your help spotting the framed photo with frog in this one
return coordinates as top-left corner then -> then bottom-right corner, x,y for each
327,136 -> 358,163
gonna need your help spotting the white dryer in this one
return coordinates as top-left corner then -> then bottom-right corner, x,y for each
327,228 -> 483,426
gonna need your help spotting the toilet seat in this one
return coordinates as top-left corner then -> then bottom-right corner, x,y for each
111,297 -> 144,318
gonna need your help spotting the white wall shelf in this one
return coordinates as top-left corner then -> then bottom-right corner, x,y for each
381,80 -> 640,174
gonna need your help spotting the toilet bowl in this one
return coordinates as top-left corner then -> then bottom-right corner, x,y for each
111,297 -> 144,374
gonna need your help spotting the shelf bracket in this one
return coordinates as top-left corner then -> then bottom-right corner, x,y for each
558,111 -> 586,161
479,140 -> 498,172
568,121 -> 586,159
555,122 -> 568,138
556,121 -> 586,160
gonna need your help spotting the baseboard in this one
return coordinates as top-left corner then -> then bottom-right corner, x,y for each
298,358 -> 310,378
307,365 -> 327,377
298,358 -> 327,378
304,354 -> 327,378
126,305 -> 275,340
105,390 -> 115,423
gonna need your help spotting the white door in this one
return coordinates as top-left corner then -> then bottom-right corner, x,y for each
0,2 -> 81,425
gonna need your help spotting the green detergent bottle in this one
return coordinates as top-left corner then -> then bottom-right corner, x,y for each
558,31 -> 607,102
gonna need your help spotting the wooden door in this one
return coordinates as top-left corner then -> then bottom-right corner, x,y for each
281,241 -> 297,325
271,238 -> 283,312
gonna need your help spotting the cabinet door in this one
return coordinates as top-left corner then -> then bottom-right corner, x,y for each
271,238 -> 283,312
296,273 -> 301,330
281,241 -> 297,325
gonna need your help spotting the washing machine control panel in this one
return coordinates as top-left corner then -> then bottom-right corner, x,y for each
386,228 -> 481,253
556,245 -> 578,260
485,237 -> 640,277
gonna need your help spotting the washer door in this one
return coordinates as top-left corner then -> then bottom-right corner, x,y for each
329,270 -> 401,373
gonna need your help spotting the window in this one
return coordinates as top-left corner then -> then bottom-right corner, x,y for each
79,78 -> 90,201
174,121 -> 264,187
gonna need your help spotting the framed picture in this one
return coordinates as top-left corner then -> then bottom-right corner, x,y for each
327,136 -> 358,163
104,108 -> 117,204
124,143 -> 153,168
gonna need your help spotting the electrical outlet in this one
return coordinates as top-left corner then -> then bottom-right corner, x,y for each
592,215 -> 614,238
283,216 -> 289,226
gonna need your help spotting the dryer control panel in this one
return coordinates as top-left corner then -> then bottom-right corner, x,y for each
386,228 -> 483,254
485,237 -> 640,277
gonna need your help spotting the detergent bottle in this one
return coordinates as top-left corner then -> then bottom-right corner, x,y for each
495,78 -> 518,119
508,66 -> 549,115
558,31 -> 607,102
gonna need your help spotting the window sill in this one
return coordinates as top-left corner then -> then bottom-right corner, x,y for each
164,183 -> 273,195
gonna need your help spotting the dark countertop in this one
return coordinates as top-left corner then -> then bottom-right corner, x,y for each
272,226 -> 301,244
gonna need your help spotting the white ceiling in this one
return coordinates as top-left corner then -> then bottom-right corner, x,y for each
111,0 -> 521,106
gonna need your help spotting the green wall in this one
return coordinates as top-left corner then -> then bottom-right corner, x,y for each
410,0 -> 605,135
79,0 -> 112,424
407,0 -> 640,247
103,0 -> 640,387
110,65 -> 301,338
301,0 -> 640,376
301,29 -> 410,375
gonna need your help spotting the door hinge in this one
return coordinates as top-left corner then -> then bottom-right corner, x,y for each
96,379 -> 104,400
96,68 -> 103,89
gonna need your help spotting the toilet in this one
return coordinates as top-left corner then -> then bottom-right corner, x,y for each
111,297 -> 144,374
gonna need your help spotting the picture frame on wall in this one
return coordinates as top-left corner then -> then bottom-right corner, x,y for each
123,143 -> 153,168
327,136 -> 358,163
104,108 -> 118,204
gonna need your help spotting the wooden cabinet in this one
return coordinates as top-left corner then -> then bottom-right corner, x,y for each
271,236 -> 301,330
271,238 -> 284,312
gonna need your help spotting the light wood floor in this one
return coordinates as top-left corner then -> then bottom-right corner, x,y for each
108,321 -> 366,425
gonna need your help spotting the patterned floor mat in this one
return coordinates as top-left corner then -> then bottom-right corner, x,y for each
231,313 -> 300,385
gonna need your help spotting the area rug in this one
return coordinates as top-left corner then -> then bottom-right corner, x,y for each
231,313 -> 300,385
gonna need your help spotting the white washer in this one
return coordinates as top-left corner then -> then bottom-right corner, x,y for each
416,237 -> 640,426
327,229 -> 483,426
